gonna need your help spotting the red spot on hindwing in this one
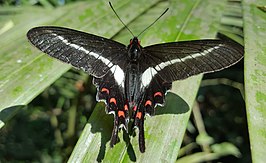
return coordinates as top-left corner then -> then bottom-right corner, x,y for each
154,92 -> 163,97
124,104 -> 129,111
145,100 -> 152,107
118,110 -> 125,118
109,98 -> 117,105
101,87 -> 109,94
136,112 -> 142,119
133,106 -> 137,111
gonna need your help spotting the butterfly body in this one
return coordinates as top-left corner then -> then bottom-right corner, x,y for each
27,26 -> 243,153
125,62 -> 141,107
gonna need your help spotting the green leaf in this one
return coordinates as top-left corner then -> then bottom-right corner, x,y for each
218,1 -> 244,45
243,0 -> 266,162
69,0 -> 229,161
0,0 -> 241,161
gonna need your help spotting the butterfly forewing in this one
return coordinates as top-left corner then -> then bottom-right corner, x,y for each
27,26 -> 127,78
141,40 -> 243,85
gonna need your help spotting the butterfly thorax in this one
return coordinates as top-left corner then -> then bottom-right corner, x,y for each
127,37 -> 142,61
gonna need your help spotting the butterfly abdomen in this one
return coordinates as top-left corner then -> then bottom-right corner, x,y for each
125,62 -> 142,107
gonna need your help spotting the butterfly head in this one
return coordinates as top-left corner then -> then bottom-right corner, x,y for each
128,37 -> 142,61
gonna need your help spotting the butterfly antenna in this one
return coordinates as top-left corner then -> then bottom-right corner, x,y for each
137,8 -> 169,37
109,2 -> 135,37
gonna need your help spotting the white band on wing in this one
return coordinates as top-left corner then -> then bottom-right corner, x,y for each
141,45 -> 222,88
52,33 -> 125,86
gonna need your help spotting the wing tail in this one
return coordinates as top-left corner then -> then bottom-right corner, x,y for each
133,104 -> 146,153
133,75 -> 172,152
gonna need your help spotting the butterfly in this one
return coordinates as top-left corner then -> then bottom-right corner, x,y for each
26,4 -> 243,153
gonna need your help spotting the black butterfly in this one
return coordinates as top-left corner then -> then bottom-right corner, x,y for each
27,23 -> 243,153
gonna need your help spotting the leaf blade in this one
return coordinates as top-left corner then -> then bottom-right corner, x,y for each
69,0 -> 230,161
243,0 -> 266,162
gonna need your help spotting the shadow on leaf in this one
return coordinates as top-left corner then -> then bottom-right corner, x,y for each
0,105 -> 25,128
88,92 -> 189,161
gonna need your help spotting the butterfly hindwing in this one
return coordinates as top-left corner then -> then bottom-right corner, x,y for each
133,74 -> 172,152
93,71 -> 129,147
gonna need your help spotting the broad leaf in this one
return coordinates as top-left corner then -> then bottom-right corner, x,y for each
69,0 -> 230,161
0,0 -> 241,161
243,0 -> 266,162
